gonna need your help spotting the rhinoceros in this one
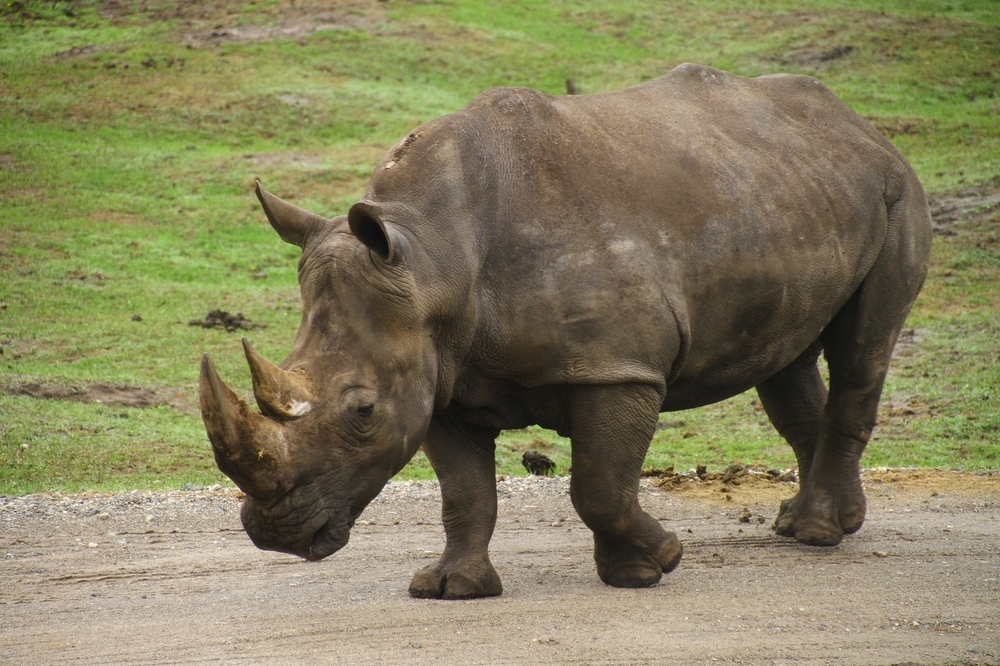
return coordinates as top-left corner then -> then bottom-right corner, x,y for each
199,64 -> 931,599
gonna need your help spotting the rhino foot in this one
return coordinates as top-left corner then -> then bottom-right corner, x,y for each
408,554 -> 502,600
774,480 -> 866,547
595,530 -> 683,588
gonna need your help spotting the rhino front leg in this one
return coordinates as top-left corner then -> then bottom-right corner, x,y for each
408,416 -> 502,600
568,384 -> 683,588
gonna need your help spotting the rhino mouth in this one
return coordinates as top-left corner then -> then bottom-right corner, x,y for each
304,507 -> 362,561
305,521 -> 348,561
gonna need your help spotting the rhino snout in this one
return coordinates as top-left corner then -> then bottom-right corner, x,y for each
240,501 -> 352,561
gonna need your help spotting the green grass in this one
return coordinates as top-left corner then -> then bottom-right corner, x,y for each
1,0 -> 998,494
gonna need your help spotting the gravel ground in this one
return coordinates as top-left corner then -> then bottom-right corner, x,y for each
2,473 -> 998,665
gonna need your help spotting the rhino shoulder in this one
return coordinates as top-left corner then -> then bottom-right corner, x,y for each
461,85 -> 558,121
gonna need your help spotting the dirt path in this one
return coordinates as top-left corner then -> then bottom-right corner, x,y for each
2,473 -> 998,665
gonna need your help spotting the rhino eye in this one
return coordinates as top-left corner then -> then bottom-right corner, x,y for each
357,404 -> 374,417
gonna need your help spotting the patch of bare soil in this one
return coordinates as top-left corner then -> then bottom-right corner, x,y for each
0,153 -> 22,171
1,474 -> 996,665
865,115 -> 938,139
3,381 -> 193,413
51,43 -> 120,58
771,44 -> 856,67
652,465 -> 1000,509
929,183 -> 1000,237
98,0 -> 386,45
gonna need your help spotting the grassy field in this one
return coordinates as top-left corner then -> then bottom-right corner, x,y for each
1,0 -> 998,494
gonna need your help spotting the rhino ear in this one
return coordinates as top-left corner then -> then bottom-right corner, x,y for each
348,201 -> 411,264
255,180 -> 327,248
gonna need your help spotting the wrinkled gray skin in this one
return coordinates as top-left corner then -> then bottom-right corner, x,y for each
200,64 -> 931,599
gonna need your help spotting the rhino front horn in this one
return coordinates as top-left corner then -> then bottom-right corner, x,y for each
242,337 -> 315,420
199,353 -> 288,501
255,180 -> 327,248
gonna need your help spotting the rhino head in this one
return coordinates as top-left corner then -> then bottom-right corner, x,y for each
199,182 -> 437,561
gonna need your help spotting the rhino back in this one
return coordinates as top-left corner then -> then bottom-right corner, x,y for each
366,64 -> 924,411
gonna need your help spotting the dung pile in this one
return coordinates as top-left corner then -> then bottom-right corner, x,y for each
188,309 -> 265,332
522,450 -> 557,476
646,462 -> 798,490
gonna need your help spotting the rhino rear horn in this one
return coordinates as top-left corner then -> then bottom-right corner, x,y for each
199,353 -> 288,500
242,337 -> 316,420
255,180 -> 327,247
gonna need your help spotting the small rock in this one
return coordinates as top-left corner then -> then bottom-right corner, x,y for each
738,507 -> 752,523
88,542 -> 98,548
873,550 -> 888,558
98,513 -> 110,520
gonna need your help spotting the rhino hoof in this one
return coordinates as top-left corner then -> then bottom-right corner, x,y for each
604,568 -> 663,588
597,531 -> 683,588
408,556 -> 502,600
774,486 -> 866,546
773,497 -> 799,537
795,522 -> 844,547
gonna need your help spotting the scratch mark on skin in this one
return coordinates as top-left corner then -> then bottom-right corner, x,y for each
609,239 -> 637,255
277,429 -> 289,459
562,309 -> 598,326
388,131 -> 422,165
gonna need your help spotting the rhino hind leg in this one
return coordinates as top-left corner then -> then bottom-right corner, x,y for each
768,286 -> 884,547
756,340 -> 826,481
568,384 -> 683,588
409,416 -> 503,599
769,193 -> 930,547
754,341 -> 851,542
